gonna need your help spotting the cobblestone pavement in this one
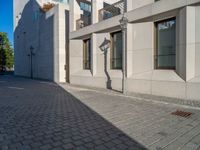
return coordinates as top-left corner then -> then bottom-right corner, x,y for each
61,85 -> 200,150
0,76 -> 200,150
0,76 -> 147,150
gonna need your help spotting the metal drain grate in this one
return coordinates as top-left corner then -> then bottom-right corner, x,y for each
171,110 -> 193,118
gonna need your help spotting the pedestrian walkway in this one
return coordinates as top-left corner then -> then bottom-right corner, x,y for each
61,84 -> 200,150
0,75 -> 200,150
0,75 -> 147,150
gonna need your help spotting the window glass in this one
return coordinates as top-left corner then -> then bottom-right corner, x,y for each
111,31 -> 122,69
80,2 -> 91,12
83,39 -> 91,70
156,18 -> 176,69
52,0 -> 69,4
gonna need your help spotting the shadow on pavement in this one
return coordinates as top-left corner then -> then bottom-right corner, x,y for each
0,76 -> 148,150
0,71 -> 14,75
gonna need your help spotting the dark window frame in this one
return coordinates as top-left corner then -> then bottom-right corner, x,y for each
83,38 -> 91,70
110,31 -> 123,70
155,17 -> 176,70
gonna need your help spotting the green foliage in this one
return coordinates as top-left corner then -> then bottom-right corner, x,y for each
0,32 -> 14,71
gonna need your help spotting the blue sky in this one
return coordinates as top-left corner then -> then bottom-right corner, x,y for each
0,0 -> 13,46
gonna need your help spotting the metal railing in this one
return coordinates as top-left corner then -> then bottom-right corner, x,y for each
99,0 -> 125,22
76,15 -> 92,30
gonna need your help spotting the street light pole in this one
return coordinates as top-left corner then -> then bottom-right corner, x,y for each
28,46 -> 35,79
119,15 -> 128,95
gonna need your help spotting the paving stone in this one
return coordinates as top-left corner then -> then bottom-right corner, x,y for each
104,142 -> 116,148
73,140 -> 84,146
95,145 -> 108,150
52,141 -> 63,147
51,147 -> 64,150
75,146 -> 88,150
84,142 -> 95,148
62,143 -> 74,149
181,142 -> 200,150
18,145 -> 31,150
1,145 -> 9,150
40,144 -> 52,150
62,138 -> 72,144
0,76 -> 200,150
30,142 -> 43,148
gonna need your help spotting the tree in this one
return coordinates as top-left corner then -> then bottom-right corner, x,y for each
0,32 -> 14,72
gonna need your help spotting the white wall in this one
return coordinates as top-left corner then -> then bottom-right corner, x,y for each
195,6 -> 200,77
14,0 -> 69,82
69,1 -> 200,100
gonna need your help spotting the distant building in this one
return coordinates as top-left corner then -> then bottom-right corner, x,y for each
14,0 -> 200,100
14,0 -> 69,82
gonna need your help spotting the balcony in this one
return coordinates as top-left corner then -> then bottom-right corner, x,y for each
98,0 -> 125,22
76,15 -> 91,30
44,0 -> 69,4
52,0 -> 69,3
75,0 -> 92,30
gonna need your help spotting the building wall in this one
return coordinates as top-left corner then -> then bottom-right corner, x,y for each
14,0 -> 69,82
195,6 -> 200,77
14,0 -> 35,77
69,0 -> 200,100
14,0 -> 200,100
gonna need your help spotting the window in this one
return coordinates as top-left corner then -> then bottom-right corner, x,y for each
79,2 -> 92,27
80,2 -> 91,12
50,0 -> 69,4
83,39 -> 91,70
111,31 -> 122,69
155,18 -> 176,69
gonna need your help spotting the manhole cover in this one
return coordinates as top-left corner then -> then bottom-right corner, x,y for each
171,110 -> 193,118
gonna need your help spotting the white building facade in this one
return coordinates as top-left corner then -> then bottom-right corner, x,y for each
69,0 -> 200,100
14,0 -> 200,100
14,0 -> 69,82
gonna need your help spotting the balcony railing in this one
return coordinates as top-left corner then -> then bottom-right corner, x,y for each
99,0 -> 125,22
76,15 -> 92,30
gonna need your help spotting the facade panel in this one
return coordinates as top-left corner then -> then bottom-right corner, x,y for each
69,0 -> 200,100
14,0 -> 200,100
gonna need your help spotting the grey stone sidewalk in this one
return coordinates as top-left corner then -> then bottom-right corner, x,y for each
0,75 -> 200,150
61,83 -> 200,108
61,84 -> 200,150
